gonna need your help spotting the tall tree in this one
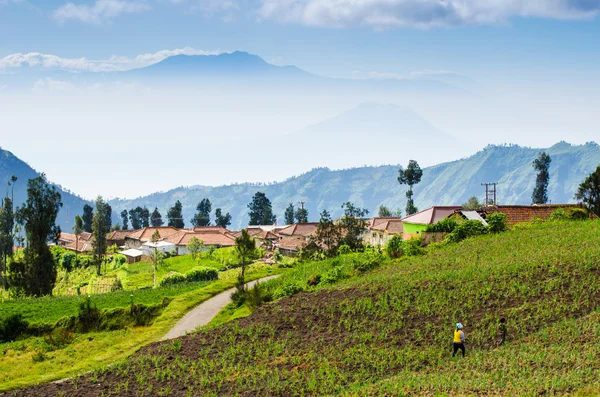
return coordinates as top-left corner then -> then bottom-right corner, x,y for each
150,230 -> 164,287
187,237 -> 204,260
462,196 -> 482,210
311,209 -> 342,257
120,210 -> 129,230
92,196 -> 110,275
234,229 -> 257,294
575,165 -> 600,217
151,207 -> 164,227
0,197 -> 14,287
82,204 -> 94,233
248,192 -> 276,226
214,208 -> 232,228
129,207 -> 144,230
295,206 -> 309,223
191,198 -> 212,227
284,203 -> 295,225
398,160 -> 423,216
339,202 -> 369,250
378,205 -> 392,217
73,215 -> 83,263
167,200 -> 185,228
141,206 -> 150,228
104,203 -> 112,230
12,174 -> 62,297
532,151 -> 551,204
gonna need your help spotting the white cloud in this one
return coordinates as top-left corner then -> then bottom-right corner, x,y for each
0,47 -> 222,73
257,0 -> 600,28
33,78 -> 77,93
53,0 -> 150,24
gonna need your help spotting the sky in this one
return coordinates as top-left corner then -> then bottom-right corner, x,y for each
1,0 -> 600,199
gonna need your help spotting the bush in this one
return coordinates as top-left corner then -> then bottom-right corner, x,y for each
75,296 -> 102,333
159,272 -> 186,287
307,274 -> 321,286
549,207 -> 588,221
247,282 -> 266,310
273,282 -> 305,300
61,253 -> 76,272
0,314 -> 29,342
487,212 -> 507,233
321,266 -> 347,285
425,218 -> 458,233
446,220 -> 488,243
385,235 -> 404,258
405,237 -> 425,256
337,245 -> 352,255
112,278 -> 123,291
43,328 -> 75,350
186,267 -> 218,282
353,256 -> 381,273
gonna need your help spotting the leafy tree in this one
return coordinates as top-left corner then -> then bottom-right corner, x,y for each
398,160 -> 423,216
532,152 -> 551,204
187,237 -> 204,260
92,196 -> 110,275
234,229 -> 257,294
120,210 -> 128,230
295,206 -> 309,223
0,197 -> 14,287
82,204 -> 94,233
167,200 -> 185,228
149,229 -> 165,288
151,207 -> 164,227
462,196 -> 482,210
73,215 -> 83,263
129,207 -> 144,230
191,198 -> 212,227
378,205 -> 392,217
311,209 -> 342,257
110,224 -> 121,232
284,203 -> 295,225
12,174 -> 62,296
104,203 -> 112,230
214,208 -> 232,228
141,207 -> 150,228
575,165 -> 600,217
248,192 -> 276,226
339,202 -> 369,250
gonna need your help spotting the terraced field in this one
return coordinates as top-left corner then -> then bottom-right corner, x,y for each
10,220 -> 600,396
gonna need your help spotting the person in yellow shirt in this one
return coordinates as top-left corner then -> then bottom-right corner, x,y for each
453,323 -> 465,357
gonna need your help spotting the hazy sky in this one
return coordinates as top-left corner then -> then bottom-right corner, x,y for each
1,0 -> 599,199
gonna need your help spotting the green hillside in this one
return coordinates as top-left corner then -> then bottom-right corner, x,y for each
0,148 -> 90,231
109,141 -> 600,229
14,219 -> 600,395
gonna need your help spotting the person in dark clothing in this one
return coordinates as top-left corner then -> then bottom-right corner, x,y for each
499,318 -> 507,346
453,323 -> 465,357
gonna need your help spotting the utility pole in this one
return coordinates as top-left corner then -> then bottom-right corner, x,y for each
481,182 -> 498,206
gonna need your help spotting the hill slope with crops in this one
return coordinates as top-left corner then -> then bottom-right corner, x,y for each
12,220 -> 600,396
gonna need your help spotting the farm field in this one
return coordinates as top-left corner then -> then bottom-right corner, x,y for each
10,219 -> 600,396
0,264 -> 280,392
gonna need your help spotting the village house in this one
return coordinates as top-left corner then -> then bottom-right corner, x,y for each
364,217 -> 403,246
58,232 -> 94,254
401,206 -> 462,240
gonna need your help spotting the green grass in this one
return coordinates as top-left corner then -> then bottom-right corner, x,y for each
40,219 -> 600,396
0,266 -> 280,392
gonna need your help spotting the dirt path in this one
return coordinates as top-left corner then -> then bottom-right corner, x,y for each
161,275 -> 280,340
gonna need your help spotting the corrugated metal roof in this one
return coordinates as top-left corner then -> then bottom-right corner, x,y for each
461,210 -> 488,226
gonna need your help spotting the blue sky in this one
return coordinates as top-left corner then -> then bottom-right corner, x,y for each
1,0 -> 600,199
2,0 -> 600,83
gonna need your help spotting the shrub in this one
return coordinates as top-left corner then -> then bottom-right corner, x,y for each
0,314 -> 29,343
353,256 -> 381,273
159,272 -> 186,287
61,253 -> 76,272
446,220 -> 488,243
385,235 -> 404,258
487,212 -> 507,233
307,274 -> 321,286
112,278 -> 123,291
43,328 -> 75,350
230,289 -> 246,306
405,237 -> 425,256
337,245 -> 352,255
75,296 -> 102,333
550,207 -> 589,221
425,218 -> 458,233
321,266 -> 348,285
247,282 -> 265,310
272,282 -> 305,300
186,267 -> 218,282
